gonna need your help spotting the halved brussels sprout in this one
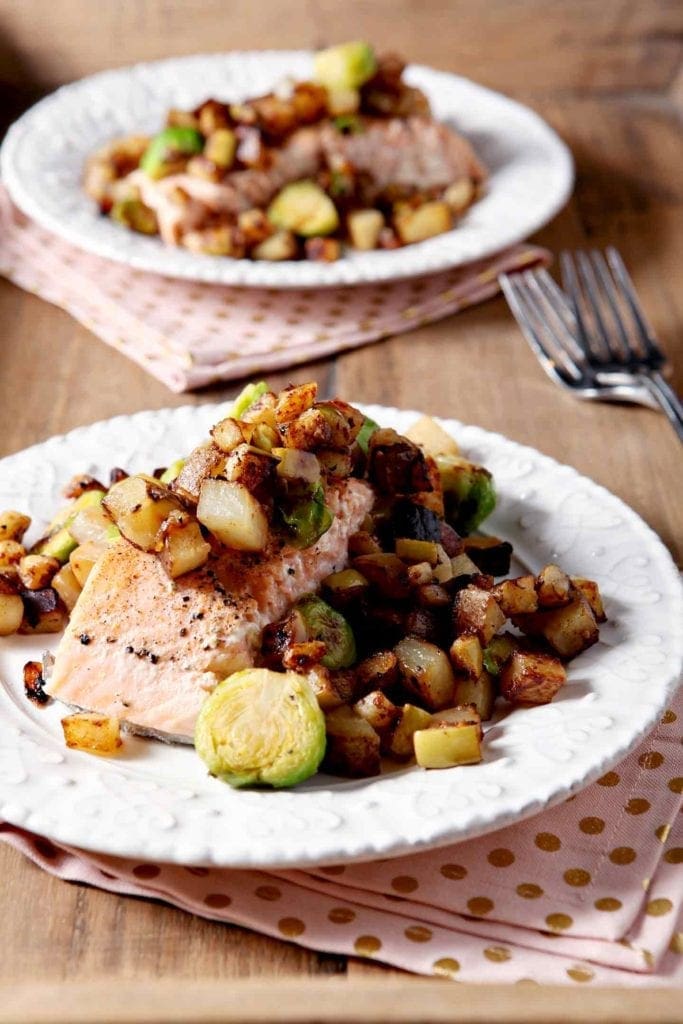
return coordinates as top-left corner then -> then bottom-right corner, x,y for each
194,668 -> 326,788
279,482 -> 333,548
436,454 -> 496,534
355,415 -> 379,455
229,380 -> 269,419
313,41 -> 377,90
296,595 -> 356,670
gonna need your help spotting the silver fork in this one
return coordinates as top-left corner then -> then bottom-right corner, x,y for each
499,248 -> 683,441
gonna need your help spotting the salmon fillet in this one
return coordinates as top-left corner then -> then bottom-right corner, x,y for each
46,478 -> 373,742
133,116 -> 485,244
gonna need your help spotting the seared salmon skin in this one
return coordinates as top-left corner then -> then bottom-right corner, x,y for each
46,479 -> 373,742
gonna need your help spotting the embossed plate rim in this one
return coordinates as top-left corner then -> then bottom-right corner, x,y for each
1,51 -> 573,288
0,403 -> 680,867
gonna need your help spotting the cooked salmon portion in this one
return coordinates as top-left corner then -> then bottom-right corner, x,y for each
46,478 -> 373,742
320,117 -> 486,191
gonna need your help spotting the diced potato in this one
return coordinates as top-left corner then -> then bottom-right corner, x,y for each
449,634 -> 483,679
316,449 -> 353,479
0,511 -> 31,543
395,538 -> 439,565
69,503 -> 120,546
443,178 -> 475,215
323,706 -> 380,777
158,511 -> 211,579
0,540 -> 25,570
250,423 -> 280,452
197,478 -> 269,552
224,443 -> 276,491
273,448 -> 321,485
282,640 -> 328,671
323,568 -> 369,608
275,382 -> 318,424
61,712 -> 122,755
347,209 -> 384,250
417,583 -> 450,607
353,554 -> 411,599
572,577 -> 606,622
500,650 -> 567,705
407,562 -> 433,587
18,554 -> 60,591
492,575 -> 538,616
433,543 -> 454,584
536,564 -> 572,608
51,563 -> 82,612
174,442 -> 227,500
204,128 -> 237,169
238,208 -> 273,248
102,475 -> 182,552
251,230 -> 298,261
431,703 -> 483,739
387,703 -> 433,759
18,587 -> 67,634
348,531 -> 382,556
395,201 -> 452,244
414,723 -> 482,768
309,666 -> 345,712
513,592 -> 599,659
281,408 -> 331,450
0,576 -> 23,635
454,586 -> 506,645
355,650 -> 399,694
69,541 -> 105,588
182,225 -> 241,256
405,416 -> 460,458
304,237 -> 341,262
394,637 -> 455,710
210,417 -> 245,453
354,690 -> 399,731
453,670 -> 496,720
450,552 -> 481,578
326,87 -> 361,116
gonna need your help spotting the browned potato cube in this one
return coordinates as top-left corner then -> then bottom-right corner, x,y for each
348,531 -> 382,556
535,564 -> 572,608
304,237 -> 341,262
0,575 -> 23,636
224,444 -> 276,491
407,562 -> 433,587
18,554 -> 60,591
387,703 -> 433,759
252,230 -> 298,261
572,577 -> 606,622
0,540 -> 25,571
414,723 -> 482,768
513,592 -> 599,659
0,511 -> 31,544
449,635 -> 483,679
354,690 -> 400,732
492,575 -> 538,616
443,178 -> 476,215
210,417 -> 244,453
309,666 -> 345,712
173,442 -> 227,501
18,586 -> 67,635
500,650 -> 567,705
323,707 -> 380,777
158,511 -> 211,579
51,564 -> 82,612
61,712 -> 122,755
431,703 -> 483,739
355,650 -> 399,693
453,670 -> 496,720
353,553 -> 411,599
103,475 -> 183,553
395,637 -> 455,710
395,201 -> 452,244
454,586 -> 506,645
274,382 -> 318,424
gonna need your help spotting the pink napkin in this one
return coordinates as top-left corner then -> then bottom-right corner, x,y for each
2,691 -> 680,986
0,187 -> 547,392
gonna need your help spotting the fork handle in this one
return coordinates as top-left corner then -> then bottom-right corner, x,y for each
640,371 -> 683,442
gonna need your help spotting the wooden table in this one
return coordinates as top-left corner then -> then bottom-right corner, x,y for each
0,2 -> 681,1020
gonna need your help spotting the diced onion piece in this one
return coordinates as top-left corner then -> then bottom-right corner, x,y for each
197,479 -> 269,552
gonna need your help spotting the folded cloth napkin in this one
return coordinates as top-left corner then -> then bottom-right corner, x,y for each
0,186 -> 547,392
2,691 -> 680,986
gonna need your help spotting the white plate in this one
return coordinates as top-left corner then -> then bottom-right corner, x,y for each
0,405 -> 680,868
1,52 -> 573,288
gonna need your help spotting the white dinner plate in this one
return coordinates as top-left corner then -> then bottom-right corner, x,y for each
0,404 -> 680,868
1,52 -> 573,288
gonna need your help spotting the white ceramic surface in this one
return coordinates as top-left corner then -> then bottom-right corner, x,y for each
0,404 -> 680,867
1,52 -> 573,288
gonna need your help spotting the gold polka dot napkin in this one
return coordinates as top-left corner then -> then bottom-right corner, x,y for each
0,187 -> 547,392
2,693 -> 680,987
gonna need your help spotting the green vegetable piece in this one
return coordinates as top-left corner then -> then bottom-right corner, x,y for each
194,668 -> 326,788
314,41 -> 377,90
356,415 -> 379,455
160,458 -> 186,485
268,181 -> 339,237
38,526 -> 78,563
280,482 -> 333,548
332,115 -> 364,135
483,635 -> 517,677
110,198 -> 157,235
229,381 -> 269,419
296,595 -> 356,670
437,454 -> 496,534
140,127 -> 204,179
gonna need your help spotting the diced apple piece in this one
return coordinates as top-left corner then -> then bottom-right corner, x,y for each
405,416 -> 460,458
323,706 -> 380,777
500,650 -> 567,705
395,637 -> 455,710
414,723 -> 482,768
535,564 -> 572,608
449,635 -> 483,679
61,712 -> 122,755
387,703 -> 433,759
454,586 -> 506,645
197,479 -> 269,552
492,575 -> 538,616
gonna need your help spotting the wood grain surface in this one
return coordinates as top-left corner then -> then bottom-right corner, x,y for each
0,1 -> 681,1020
